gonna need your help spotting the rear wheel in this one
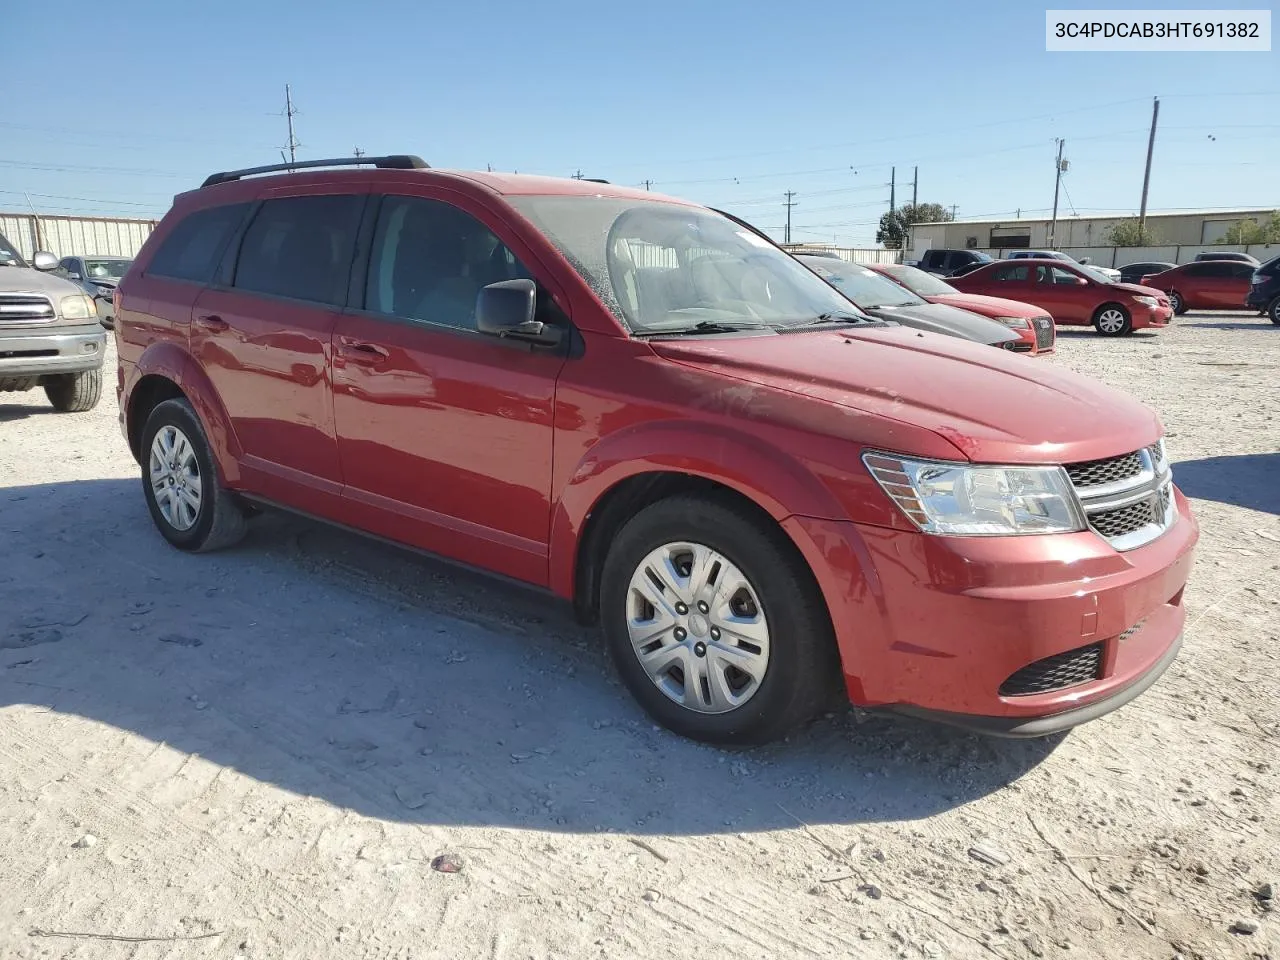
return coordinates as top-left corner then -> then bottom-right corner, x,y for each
140,398 -> 247,552
1092,304 -> 1132,337
1168,290 -> 1187,315
44,368 -> 102,412
599,495 -> 837,744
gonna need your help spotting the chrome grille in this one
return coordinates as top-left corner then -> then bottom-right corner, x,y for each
1066,452 -> 1143,488
1067,443 -> 1175,551
1000,643 -> 1103,696
0,294 -> 56,325
1032,316 -> 1055,351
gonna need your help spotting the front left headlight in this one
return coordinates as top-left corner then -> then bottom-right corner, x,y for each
863,452 -> 1087,536
1134,295 -> 1159,307
992,316 -> 1031,329
58,294 -> 97,320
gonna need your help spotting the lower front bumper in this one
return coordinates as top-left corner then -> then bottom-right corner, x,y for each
0,324 -> 106,379
1134,305 -> 1172,328
1246,290 -> 1273,310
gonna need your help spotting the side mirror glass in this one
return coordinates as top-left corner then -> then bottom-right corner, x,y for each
67,271 -> 81,280
32,251 -> 58,272
476,279 -> 561,346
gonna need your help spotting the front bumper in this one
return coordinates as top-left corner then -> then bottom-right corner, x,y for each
0,323 -> 106,380
1134,303 -> 1173,328
1246,288 -> 1274,310
784,486 -> 1198,735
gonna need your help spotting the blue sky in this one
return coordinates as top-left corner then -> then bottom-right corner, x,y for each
4,0 -> 1277,245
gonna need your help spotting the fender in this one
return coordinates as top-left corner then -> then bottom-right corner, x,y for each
547,419 -> 850,600
131,340 -> 244,486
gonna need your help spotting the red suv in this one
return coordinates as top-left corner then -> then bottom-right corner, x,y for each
951,258 -> 1173,335
1137,260 -> 1255,314
115,156 -> 1198,744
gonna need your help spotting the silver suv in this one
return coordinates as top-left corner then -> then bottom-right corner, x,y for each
0,232 -> 106,412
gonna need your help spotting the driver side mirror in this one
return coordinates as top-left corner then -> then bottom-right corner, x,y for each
32,251 -> 58,272
1075,276 -> 1089,285
476,279 -> 562,347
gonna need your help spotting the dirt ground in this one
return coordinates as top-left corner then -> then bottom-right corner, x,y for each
1,312 -> 1277,960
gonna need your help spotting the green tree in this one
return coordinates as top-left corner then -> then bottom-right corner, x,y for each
1220,212 -> 1279,245
876,202 -> 954,250
1105,219 -> 1161,246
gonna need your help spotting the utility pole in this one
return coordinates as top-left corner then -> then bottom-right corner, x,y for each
283,84 -> 300,167
643,179 -> 653,191
783,191 -> 797,245
1138,96 -> 1160,230
912,166 -> 918,208
889,167 -> 896,214
353,147 -> 365,159
1049,138 -> 1065,249
572,170 -> 584,180
951,204 -> 958,219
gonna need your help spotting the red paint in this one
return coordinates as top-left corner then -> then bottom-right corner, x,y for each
951,258 -> 1174,329
116,167 -> 1198,729
1139,262 -> 1253,311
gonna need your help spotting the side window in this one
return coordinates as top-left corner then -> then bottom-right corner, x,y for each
147,203 -> 250,283
992,263 -> 1029,282
1036,265 -> 1077,284
59,257 -> 77,275
1230,263 -> 1256,279
232,195 -> 363,305
364,195 -> 532,331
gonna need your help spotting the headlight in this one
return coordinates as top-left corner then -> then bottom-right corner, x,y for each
992,316 -> 1031,329
863,453 -> 1086,536
58,294 -> 97,320
1134,295 -> 1159,307
93,283 -> 114,296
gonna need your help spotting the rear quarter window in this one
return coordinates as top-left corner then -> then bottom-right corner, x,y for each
146,203 -> 251,283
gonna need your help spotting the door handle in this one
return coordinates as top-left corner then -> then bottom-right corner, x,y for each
195,314 -> 228,333
338,340 -> 390,364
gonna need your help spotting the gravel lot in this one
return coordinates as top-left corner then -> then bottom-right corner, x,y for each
1,312 -> 1277,960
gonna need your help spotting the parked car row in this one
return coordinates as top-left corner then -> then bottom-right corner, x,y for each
112,155 -> 1199,746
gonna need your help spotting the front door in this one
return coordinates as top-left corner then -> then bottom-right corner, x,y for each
1032,263 -> 1090,324
191,189 -> 367,513
331,193 -> 570,585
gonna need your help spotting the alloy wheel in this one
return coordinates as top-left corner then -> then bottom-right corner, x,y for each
1097,308 -> 1127,334
148,424 -> 203,531
1168,291 -> 1182,314
625,541 -> 771,714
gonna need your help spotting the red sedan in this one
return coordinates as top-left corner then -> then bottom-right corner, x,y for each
951,258 -> 1173,336
1137,260 -> 1255,314
867,262 -> 1056,354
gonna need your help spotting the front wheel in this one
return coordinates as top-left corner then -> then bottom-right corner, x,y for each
1093,304 -> 1133,337
140,398 -> 248,552
44,368 -> 102,412
1268,297 -> 1280,326
599,495 -> 837,744
1168,290 -> 1187,315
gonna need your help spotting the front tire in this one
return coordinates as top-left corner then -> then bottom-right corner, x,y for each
1268,297 -> 1280,326
599,495 -> 837,744
1168,290 -> 1187,315
140,398 -> 247,552
1092,304 -> 1132,337
44,368 -> 102,412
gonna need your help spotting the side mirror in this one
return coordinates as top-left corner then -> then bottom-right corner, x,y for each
1076,276 -> 1089,285
32,251 -> 58,272
67,271 -> 81,280
476,279 -> 561,346
1079,256 -> 1092,265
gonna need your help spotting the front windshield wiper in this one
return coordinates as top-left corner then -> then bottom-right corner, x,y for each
639,320 -> 773,336
787,312 -> 875,329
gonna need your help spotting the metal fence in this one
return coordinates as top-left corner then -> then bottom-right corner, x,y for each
781,244 -> 902,265
0,212 -> 157,261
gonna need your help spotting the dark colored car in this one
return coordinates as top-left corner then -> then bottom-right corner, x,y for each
114,155 -> 1197,744
1245,255 -> 1280,323
865,262 -> 1055,354
1118,261 -> 1176,285
952,258 -> 1172,336
914,249 -> 993,277
58,254 -> 133,329
1193,251 -> 1259,265
796,255 -> 1026,352
1139,261 -> 1255,314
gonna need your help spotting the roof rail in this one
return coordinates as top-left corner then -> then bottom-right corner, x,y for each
201,155 -> 428,188
582,178 -> 610,184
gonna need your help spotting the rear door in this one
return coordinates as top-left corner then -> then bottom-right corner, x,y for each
191,186 -> 368,515
973,261 -> 1033,303
1224,262 -> 1255,307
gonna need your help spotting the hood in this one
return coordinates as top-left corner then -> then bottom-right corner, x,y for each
0,265 -> 85,298
864,301 -> 1020,346
928,292 -> 1049,319
1109,281 -> 1166,298
649,326 -> 1161,464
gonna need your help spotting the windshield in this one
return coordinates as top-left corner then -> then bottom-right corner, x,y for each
83,258 -> 132,280
507,197 -> 868,332
0,233 -> 26,267
798,257 -> 926,308
876,263 -> 958,297
1078,264 -> 1116,284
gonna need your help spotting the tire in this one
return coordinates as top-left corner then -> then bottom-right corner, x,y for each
599,495 -> 837,745
1092,303 -> 1132,337
1269,297 -> 1280,326
1168,290 -> 1187,315
44,368 -> 102,412
140,398 -> 247,552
